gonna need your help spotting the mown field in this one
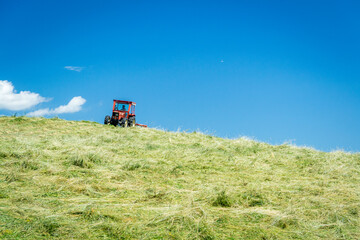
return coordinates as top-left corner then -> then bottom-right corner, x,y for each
0,116 -> 359,239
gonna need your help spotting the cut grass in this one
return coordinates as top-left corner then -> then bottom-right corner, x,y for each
0,116 -> 359,239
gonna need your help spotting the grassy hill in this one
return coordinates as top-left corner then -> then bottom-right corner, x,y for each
0,116 -> 359,239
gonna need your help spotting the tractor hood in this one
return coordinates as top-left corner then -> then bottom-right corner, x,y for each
112,111 -> 126,119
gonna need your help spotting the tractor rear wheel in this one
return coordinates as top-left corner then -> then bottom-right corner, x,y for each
104,115 -> 111,125
129,117 -> 136,127
120,118 -> 128,127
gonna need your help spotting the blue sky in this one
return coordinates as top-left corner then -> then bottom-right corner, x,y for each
1,0 -> 359,152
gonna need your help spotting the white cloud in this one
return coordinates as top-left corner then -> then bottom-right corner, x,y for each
27,96 -> 86,117
0,80 -> 49,111
64,66 -> 84,72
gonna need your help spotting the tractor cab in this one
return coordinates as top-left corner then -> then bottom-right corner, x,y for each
114,103 -> 128,112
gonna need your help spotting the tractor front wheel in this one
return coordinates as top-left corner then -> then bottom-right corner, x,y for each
120,118 -> 128,128
104,115 -> 111,125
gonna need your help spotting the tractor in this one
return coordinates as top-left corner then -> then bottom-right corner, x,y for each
104,100 -> 146,127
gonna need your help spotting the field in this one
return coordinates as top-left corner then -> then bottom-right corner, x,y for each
0,116 -> 359,239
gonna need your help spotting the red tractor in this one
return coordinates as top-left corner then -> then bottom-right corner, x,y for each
104,100 -> 147,127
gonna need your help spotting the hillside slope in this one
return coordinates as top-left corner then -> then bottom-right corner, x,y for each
0,117 -> 359,239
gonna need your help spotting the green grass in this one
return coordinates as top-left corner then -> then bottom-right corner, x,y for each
0,116 -> 359,239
